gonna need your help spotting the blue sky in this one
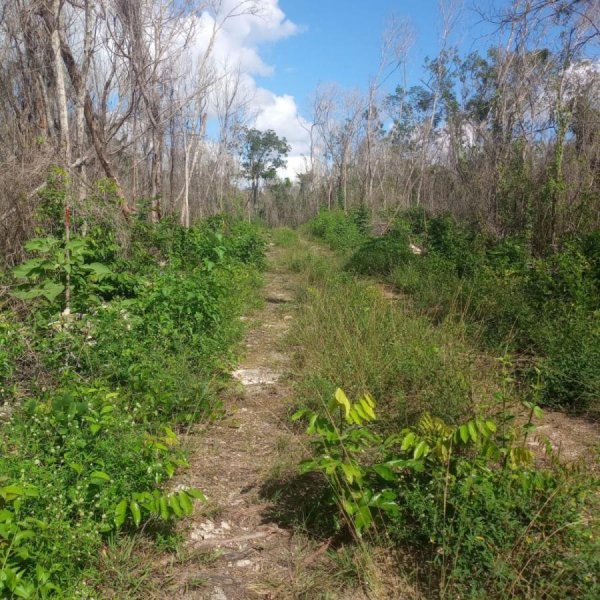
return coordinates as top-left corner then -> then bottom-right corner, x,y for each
255,1 -> 499,112
197,0 -> 598,177
199,1 -> 503,176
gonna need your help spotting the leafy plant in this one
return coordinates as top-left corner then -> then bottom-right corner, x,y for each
296,389 -> 599,598
345,229 -> 415,276
305,210 -> 367,251
12,236 -> 112,309
0,213 -> 266,595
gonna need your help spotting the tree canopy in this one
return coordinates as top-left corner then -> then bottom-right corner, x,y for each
239,128 -> 291,207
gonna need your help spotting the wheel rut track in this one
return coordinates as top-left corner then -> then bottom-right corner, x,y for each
158,247 -> 307,600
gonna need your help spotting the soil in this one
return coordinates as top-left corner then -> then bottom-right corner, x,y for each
148,246 -> 371,600
144,242 -> 598,600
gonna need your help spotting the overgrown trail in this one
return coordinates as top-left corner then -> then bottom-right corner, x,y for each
158,245 -> 310,599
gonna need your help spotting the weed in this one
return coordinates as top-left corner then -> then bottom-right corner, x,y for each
297,388 -> 599,599
1,211 -> 266,596
272,227 -> 299,247
288,260 -> 484,426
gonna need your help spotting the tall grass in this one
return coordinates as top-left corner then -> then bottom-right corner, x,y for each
307,209 -> 600,415
287,250 -> 497,427
283,233 -> 599,600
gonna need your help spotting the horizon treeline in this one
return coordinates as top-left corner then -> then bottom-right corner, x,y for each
0,0 -> 599,261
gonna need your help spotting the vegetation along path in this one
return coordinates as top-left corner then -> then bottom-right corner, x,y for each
158,244 -> 314,599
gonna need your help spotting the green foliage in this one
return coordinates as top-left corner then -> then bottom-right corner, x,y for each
35,167 -> 69,235
11,236 -> 113,311
297,389 -> 599,599
349,205 -> 371,236
0,313 -> 24,402
381,211 -> 600,414
345,229 -> 414,276
0,385 -> 206,594
288,254 -> 484,426
1,213 -> 266,595
239,128 -> 291,206
130,215 -> 266,271
305,210 -> 367,251
271,227 -> 299,248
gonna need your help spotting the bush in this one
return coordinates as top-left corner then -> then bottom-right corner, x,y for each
381,211 -> 600,414
306,209 -> 366,251
536,311 -> 600,411
345,229 -> 415,276
1,214 -> 265,595
297,390 -> 599,599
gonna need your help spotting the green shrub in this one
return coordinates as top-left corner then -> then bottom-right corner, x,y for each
1,213 -> 265,595
0,313 -> 25,402
349,204 -> 371,236
536,310 -> 600,411
0,383 -> 204,595
306,209 -> 366,251
345,230 -> 415,276
380,211 -> 600,413
297,389 -> 599,599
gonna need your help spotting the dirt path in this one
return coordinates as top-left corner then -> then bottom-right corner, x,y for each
156,245 -> 314,599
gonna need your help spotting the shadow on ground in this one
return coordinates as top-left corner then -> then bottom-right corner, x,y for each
258,470 -> 342,541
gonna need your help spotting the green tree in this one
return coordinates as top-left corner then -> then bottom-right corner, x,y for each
240,128 -> 290,207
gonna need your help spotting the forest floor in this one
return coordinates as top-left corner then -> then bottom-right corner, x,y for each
158,244 -> 305,599
144,243 -> 378,600
131,238 -> 598,600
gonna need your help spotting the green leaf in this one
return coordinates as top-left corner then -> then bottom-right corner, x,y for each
12,259 -> 45,279
85,262 -> 113,278
341,498 -> 355,515
458,424 -> 469,443
90,471 -> 111,485
372,464 -> 396,482
185,488 -> 207,502
413,440 -> 429,460
401,431 -> 415,451
40,281 -> 65,302
341,463 -> 358,485
467,421 -> 478,443
178,492 -> 193,515
159,496 -> 170,520
334,388 -> 351,419
13,530 -> 36,544
12,287 -> 46,300
65,239 -> 87,253
114,499 -> 128,528
0,484 -> 38,501
354,504 -> 372,532
291,409 -> 307,421
24,237 -> 57,253
352,402 -> 368,422
130,501 -> 142,527
359,396 -> 376,420
168,494 -> 183,518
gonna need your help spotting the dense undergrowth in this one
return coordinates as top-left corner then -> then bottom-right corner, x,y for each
0,194 -> 265,597
278,228 -> 599,599
307,209 -> 600,416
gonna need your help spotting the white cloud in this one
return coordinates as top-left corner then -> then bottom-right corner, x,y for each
189,0 -> 310,179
